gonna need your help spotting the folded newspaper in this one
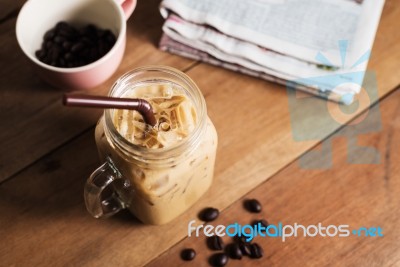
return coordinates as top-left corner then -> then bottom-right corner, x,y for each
159,0 -> 385,104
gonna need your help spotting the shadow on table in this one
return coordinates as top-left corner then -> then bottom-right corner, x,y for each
128,0 -> 164,46
0,131 -> 145,228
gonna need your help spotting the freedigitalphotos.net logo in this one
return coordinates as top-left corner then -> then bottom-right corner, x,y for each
286,40 -> 381,169
188,220 -> 383,242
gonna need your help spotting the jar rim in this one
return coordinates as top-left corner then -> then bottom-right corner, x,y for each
103,65 -> 207,163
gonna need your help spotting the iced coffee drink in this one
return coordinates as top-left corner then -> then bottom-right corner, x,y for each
89,66 -> 218,225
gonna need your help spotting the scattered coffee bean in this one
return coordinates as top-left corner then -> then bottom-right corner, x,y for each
253,219 -> 269,228
207,235 -> 224,250
249,243 -> 263,259
209,253 -> 228,267
199,207 -> 219,222
235,235 -> 250,244
239,242 -> 252,256
244,199 -> 262,213
180,248 -> 196,261
35,21 -> 116,68
227,243 -> 242,260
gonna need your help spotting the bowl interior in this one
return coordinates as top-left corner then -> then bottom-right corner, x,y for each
16,0 -> 124,64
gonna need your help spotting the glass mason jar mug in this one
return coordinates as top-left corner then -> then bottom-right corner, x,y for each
85,66 -> 218,225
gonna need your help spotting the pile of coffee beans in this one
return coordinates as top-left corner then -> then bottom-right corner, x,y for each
35,21 -> 116,68
181,198 -> 267,266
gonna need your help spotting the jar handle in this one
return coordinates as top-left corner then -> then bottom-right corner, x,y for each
84,157 -> 128,218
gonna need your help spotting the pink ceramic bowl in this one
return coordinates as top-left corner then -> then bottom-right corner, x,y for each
16,0 -> 136,90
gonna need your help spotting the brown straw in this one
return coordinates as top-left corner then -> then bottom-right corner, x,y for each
63,94 -> 157,126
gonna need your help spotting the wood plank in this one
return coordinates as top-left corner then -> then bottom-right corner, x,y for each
0,87 -> 398,267
0,0 -> 22,21
0,66 -> 301,266
0,70 -> 398,266
0,1 -> 399,267
2,0 -> 399,183
0,0 -> 195,181
147,89 -> 400,267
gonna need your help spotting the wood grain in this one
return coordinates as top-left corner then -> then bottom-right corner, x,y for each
0,0 -> 399,266
0,86 -> 398,266
147,89 -> 400,267
1,0 -> 399,182
0,68 -> 398,266
0,64 -> 308,267
0,0 -> 21,22
0,0 -> 195,181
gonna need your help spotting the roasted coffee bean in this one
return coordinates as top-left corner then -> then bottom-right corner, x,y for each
58,58 -> 66,67
98,42 -> 108,56
58,28 -> 74,38
81,37 -> 93,45
89,48 -> 99,61
45,41 -> 54,49
235,235 -> 250,244
49,47 -> 60,63
55,21 -> 69,31
249,243 -> 263,259
79,48 -> 89,58
44,29 -> 55,41
41,53 -> 50,64
64,52 -> 74,61
105,30 -> 116,44
209,253 -> 228,267
239,242 -> 251,256
207,236 -> 224,250
253,219 -> 269,228
58,24 -> 77,36
71,42 -> 85,53
85,24 -> 97,34
54,36 -> 66,44
180,248 -> 196,261
62,41 -> 72,51
77,59 -> 85,66
244,199 -> 262,213
227,243 -> 242,260
199,207 -> 219,222
35,50 -> 46,60
97,29 -> 106,38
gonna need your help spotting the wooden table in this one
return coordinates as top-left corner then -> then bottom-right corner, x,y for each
1,1 -> 399,266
